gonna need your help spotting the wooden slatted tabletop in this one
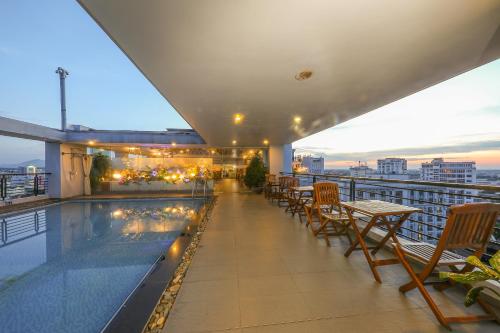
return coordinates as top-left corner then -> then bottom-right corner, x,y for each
342,200 -> 421,216
291,186 -> 314,192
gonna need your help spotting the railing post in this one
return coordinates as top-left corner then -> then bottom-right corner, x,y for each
349,179 -> 356,201
34,211 -> 39,233
312,175 -> 317,183
0,175 -> 5,201
1,218 -> 6,243
34,174 -> 39,196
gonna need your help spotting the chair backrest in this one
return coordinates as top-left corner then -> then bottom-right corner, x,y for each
267,174 -> 277,184
313,182 -> 341,212
285,177 -> 299,190
438,203 -> 500,253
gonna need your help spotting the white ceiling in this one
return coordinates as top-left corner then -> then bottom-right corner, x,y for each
78,0 -> 500,146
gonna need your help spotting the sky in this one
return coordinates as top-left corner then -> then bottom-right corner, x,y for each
294,60 -> 500,169
1,1 -> 499,169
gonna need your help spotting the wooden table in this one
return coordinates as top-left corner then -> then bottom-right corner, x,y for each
342,200 -> 421,283
289,186 -> 314,223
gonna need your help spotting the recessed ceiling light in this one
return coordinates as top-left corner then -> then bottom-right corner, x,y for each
294,116 -> 302,124
295,70 -> 313,81
232,140 -> 237,145
263,139 -> 269,145
233,113 -> 244,124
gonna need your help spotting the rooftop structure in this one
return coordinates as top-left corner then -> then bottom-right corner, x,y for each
421,158 -> 477,184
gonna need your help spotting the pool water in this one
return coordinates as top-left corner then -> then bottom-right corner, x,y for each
0,199 -> 204,333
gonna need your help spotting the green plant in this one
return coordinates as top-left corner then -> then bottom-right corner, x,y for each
244,155 -> 266,189
90,153 -> 111,191
439,250 -> 500,307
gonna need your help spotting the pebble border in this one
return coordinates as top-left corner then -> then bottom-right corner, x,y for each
143,196 -> 217,332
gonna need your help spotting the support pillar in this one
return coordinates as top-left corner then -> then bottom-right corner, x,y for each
45,142 -> 86,198
269,144 -> 292,176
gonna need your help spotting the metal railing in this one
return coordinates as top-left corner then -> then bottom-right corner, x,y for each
0,173 -> 51,201
281,172 -> 500,260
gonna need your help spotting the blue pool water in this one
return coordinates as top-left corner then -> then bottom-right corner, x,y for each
0,199 -> 204,333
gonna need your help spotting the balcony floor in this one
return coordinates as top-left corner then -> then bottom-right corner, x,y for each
163,180 -> 499,333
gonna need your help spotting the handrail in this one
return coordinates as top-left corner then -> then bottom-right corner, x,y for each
0,172 -> 52,176
281,172 -> 500,192
0,173 -> 51,201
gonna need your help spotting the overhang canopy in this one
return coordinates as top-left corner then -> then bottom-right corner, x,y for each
78,0 -> 500,146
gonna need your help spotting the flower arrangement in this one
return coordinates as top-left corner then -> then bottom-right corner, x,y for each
111,206 -> 197,221
111,165 -> 212,185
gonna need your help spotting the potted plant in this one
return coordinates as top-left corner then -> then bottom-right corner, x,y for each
90,153 -> 111,192
439,250 -> 500,306
244,155 -> 266,193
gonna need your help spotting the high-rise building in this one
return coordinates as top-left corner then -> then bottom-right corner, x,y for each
294,155 -> 324,174
421,158 -> 476,184
377,158 -> 407,175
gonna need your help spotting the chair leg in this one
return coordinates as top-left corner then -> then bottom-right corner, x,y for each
393,244 -> 451,330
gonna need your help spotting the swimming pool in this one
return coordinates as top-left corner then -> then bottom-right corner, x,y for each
0,199 -> 206,333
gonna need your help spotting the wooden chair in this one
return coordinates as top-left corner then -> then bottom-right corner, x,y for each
284,177 -> 300,211
393,202 -> 500,330
306,182 -> 361,246
264,174 -> 277,199
270,176 -> 286,203
274,176 -> 296,207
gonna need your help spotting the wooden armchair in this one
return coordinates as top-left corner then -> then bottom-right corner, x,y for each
274,176 -> 296,207
284,177 -> 300,211
264,174 -> 277,199
393,202 -> 500,330
305,182 -> 360,246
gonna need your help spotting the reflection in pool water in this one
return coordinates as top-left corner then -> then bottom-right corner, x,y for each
0,199 -> 204,333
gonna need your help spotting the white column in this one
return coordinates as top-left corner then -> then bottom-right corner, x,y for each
45,142 -> 86,198
269,144 -> 292,176
45,142 -> 62,198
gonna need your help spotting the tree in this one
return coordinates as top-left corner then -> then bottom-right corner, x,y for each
90,153 -> 111,191
244,155 -> 266,189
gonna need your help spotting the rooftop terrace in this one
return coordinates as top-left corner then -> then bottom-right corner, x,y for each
162,180 -> 499,333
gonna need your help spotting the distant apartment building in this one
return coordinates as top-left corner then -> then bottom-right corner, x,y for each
421,158 -> 476,183
377,158 -> 407,175
294,155 -> 324,174
349,163 -> 374,177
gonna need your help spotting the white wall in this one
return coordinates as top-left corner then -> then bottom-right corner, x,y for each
269,144 -> 292,175
46,143 -> 86,199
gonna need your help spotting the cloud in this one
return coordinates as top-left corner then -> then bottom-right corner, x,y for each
295,140 -> 500,163
0,46 -> 19,56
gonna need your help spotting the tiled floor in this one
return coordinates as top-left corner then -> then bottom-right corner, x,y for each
163,180 -> 499,333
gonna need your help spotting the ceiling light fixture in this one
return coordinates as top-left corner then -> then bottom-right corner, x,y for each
263,139 -> 269,145
233,113 -> 244,124
295,70 -> 313,81
294,116 -> 302,124
232,140 -> 237,145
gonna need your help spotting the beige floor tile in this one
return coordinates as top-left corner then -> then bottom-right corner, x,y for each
184,264 -> 238,282
239,274 -> 299,297
176,279 -> 238,303
163,298 -> 240,333
239,293 -> 314,327
241,319 -> 330,333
